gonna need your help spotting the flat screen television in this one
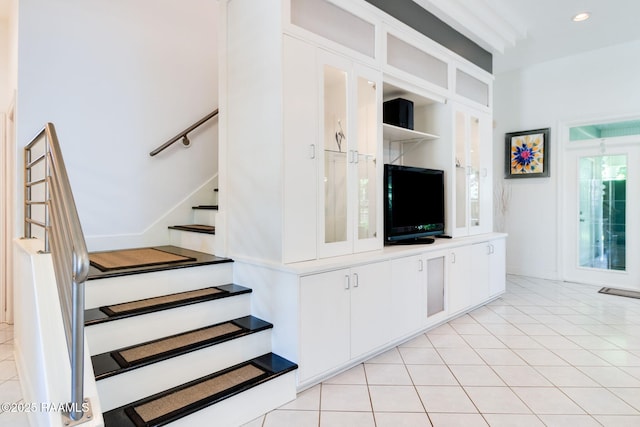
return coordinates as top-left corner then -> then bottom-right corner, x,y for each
384,164 -> 445,244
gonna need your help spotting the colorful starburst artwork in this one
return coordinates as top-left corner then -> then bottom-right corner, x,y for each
505,128 -> 550,178
510,133 -> 544,174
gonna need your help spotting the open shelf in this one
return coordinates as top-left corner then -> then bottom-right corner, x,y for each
383,123 -> 439,142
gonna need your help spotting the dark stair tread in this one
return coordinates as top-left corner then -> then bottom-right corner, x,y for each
192,205 -> 218,210
87,245 -> 231,280
85,284 -> 251,326
102,353 -> 297,427
92,315 -> 273,380
169,224 -> 215,234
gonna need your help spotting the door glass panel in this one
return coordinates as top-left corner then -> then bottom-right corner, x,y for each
578,155 -> 626,271
356,76 -> 377,240
469,116 -> 480,227
455,111 -> 466,228
324,65 -> 348,244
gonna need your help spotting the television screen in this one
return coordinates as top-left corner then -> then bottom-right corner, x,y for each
384,164 -> 445,243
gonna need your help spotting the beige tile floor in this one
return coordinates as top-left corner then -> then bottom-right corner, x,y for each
3,275 -> 640,426
245,275 -> 640,427
0,322 -> 28,426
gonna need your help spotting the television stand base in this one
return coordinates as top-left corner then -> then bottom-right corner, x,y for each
388,237 -> 435,245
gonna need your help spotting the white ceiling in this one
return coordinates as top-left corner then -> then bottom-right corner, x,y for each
414,0 -> 640,74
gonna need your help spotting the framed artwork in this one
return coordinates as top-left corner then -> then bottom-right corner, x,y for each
505,128 -> 550,178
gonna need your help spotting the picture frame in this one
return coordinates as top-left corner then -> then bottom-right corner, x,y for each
505,128 -> 550,178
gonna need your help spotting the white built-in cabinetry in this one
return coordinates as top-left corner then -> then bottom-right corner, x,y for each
448,239 -> 506,317
223,0 -> 506,391
299,261 -> 390,381
282,36 -> 383,263
295,234 -> 506,387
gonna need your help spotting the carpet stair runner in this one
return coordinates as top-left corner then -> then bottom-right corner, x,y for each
102,354 -> 296,427
85,284 -> 251,325
85,246 -> 297,426
92,316 -> 272,380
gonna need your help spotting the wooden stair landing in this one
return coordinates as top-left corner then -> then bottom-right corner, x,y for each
87,245 -> 230,280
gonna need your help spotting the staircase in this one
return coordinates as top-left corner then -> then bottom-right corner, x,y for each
85,189 -> 297,426
168,188 -> 219,254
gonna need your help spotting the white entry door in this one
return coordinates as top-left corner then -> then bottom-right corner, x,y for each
563,134 -> 639,289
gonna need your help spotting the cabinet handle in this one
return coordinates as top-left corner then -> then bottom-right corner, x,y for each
309,144 -> 316,159
489,244 -> 495,254
418,259 -> 424,272
353,272 -> 359,287
354,150 -> 359,163
451,253 -> 456,263
344,275 -> 350,290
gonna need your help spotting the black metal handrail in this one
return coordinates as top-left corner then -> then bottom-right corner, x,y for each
149,109 -> 219,156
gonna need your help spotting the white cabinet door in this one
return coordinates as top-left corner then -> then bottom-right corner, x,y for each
390,255 -> 425,338
299,261 -> 390,381
489,238 -> 506,296
448,245 -> 472,314
471,242 -> 491,305
350,261 -> 391,357
283,35 -> 318,263
299,268 -> 350,382
452,104 -> 492,237
318,49 -> 382,258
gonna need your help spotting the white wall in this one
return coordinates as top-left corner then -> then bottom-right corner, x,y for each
0,20 -> 10,107
493,40 -> 640,279
16,0 -> 219,249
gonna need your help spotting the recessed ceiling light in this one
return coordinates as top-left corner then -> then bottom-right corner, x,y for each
572,12 -> 590,22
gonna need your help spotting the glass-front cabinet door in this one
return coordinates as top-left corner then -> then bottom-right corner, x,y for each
319,51 -> 381,258
452,104 -> 491,237
354,64 -> 381,253
323,63 -> 349,249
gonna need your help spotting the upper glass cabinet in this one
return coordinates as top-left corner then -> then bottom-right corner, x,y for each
320,52 -> 382,258
453,105 -> 491,237
356,75 -> 378,242
323,64 -> 349,245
